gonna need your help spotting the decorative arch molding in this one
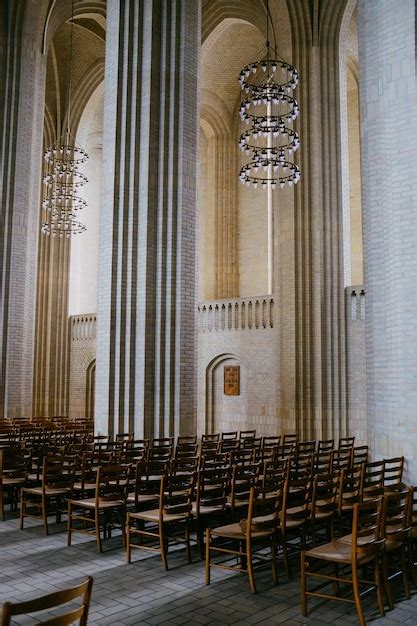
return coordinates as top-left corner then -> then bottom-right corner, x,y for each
42,0 -> 106,55
64,59 -> 105,136
205,352 -> 245,434
202,0 -> 265,43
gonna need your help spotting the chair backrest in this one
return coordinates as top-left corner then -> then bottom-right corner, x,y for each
297,441 -> 316,455
201,433 -> 220,442
42,455 -> 77,490
383,457 -> 404,490
195,465 -> 230,515
313,451 -> 333,475
339,465 -> 363,512
361,460 -> 385,498
95,464 -> 131,504
241,436 -> 262,450
311,472 -> 339,520
161,473 -> 195,517
230,448 -> 255,466
229,463 -> 260,509
339,436 -> 355,450
281,475 -> 311,528
351,499 -> 384,566
239,429 -> 256,440
317,439 -> 334,454
220,439 -> 240,453
289,453 -> 314,480
221,431 -> 238,441
151,437 -> 174,448
177,435 -> 197,445
352,445 -> 368,467
261,435 -> 281,450
381,488 -> 411,545
1,576 -> 93,626
332,447 -> 353,471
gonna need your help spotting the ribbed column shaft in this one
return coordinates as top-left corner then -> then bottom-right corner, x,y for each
0,2 -> 45,419
359,0 -> 417,480
96,0 -> 200,438
282,0 -> 348,440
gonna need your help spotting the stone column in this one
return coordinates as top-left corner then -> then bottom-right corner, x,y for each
96,0 -> 200,438
281,0 -> 349,440
0,1 -> 46,419
358,0 -> 417,480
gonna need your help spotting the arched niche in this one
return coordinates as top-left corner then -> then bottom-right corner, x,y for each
205,352 -> 247,434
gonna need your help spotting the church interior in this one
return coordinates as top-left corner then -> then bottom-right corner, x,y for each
1,0 -> 417,623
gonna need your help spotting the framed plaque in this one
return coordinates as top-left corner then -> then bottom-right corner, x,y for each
224,365 -> 240,396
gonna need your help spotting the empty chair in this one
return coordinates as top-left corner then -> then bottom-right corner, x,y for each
313,451 -> 333,475
20,455 -> 76,534
193,463 -> 231,555
301,499 -> 385,626
68,464 -> 131,552
262,435 -> 281,450
221,431 -> 238,441
381,488 -> 412,608
241,436 -> 262,450
227,463 -> 260,518
338,465 -> 363,532
278,474 -> 312,579
281,433 -> 298,457
127,473 -> 195,570
206,485 -> 280,594
408,486 -> 417,587
309,472 -> 339,546
1,576 -> 93,626
177,435 -> 197,445
0,449 -> 30,520
332,447 -> 353,471
288,453 -> 313,480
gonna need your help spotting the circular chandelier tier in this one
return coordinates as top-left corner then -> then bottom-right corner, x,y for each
41,214 -> 87,237
237,2 -> 301,191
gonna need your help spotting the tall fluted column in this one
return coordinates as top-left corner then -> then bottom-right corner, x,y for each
358,0 -> 417,479
96,0 -> 200,438
280,0 -> 349,439
0,2 -> 46,419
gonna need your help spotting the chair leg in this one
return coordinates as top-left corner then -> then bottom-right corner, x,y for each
67,501 -> 72,546
42,494 -> 49,535
382,551 -> 394,610
375,561 -> 385,617
159,521 -> 168,571
246,540 -> 257,594
300,551 -> 307,617
126,514 -> 131,563
0,487 -> 4,521
401,544 -> 411,599
20,492 -> 25,530
271,534 -> 278,585
352,565 -> 366,626
121,508 -> 127,548
95,508 -> 102,553
205,528 -> 211,585
185,522 -> 192,564
281,532 -> 291,579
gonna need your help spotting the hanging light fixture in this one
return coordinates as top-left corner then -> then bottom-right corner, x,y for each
238,0 -> 300,189
42,0 -> 88,236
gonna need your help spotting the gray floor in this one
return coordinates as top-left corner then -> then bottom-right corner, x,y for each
1,514 -> 417,625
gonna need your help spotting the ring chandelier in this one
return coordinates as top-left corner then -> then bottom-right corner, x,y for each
42,0 -> 88,237
238,2 -> 301,189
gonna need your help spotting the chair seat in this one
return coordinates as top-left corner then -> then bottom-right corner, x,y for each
191,502 -> 224,516
127,493 -> 159,505
73,482 -> 96,492
3,477 -> 26,487
306,537 -> 377,565
129,508 -> 188,523
69,498 -> 124,509
210,522 -> 273,540
23,486 -> 70,497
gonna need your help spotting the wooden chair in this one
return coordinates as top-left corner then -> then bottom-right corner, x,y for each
297,441 -> 316,455
193,463 -> 230,556
409,486 -> 417,587
67,463 -> 131,552
227,463 -> 260,518
301,499 -> 385,626
281,434 -> 298,457
352,445 -> 368,467
239,429 -> 256,440
20,455 -> 76,534
313,451 -> 333,475
205,485 -> 280,593
0,449 -> 30,520
1,576 -> 93,626
201,433 -> 220,442
338,436 -> 355,450
289,453 -> 314,480
332,447 -> 353,472
221,431 -> 238,441
127,473 -> 195,569
338,465 -> 363,532
278,475 -> 312,578
381,488 -> 412,608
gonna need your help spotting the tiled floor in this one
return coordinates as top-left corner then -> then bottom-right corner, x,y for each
1,514 -> 417,625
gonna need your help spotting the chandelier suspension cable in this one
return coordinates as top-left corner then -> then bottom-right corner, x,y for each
66,0 -> 74,141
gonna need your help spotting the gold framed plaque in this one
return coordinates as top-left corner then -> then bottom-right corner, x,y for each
224,365 -> 240,396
